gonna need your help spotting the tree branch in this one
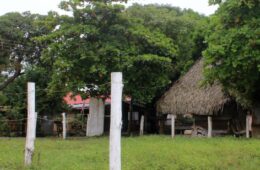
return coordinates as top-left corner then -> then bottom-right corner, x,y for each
0,69 -> 22,91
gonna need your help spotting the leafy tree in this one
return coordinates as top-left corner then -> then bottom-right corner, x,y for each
40,0 -> 176,103
203,0 -> 260,106
0,12 -> 67,124
126,4 -> 208,75
0,11 -> 65,90
0,12 -> 41,90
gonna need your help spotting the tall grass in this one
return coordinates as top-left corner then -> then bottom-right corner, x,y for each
0,136 -> 259,170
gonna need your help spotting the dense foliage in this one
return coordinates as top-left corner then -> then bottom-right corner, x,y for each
0,12 -> 45,90
2,0 -> 258,123
39,0 -> 206,103
0,12 -> 67,125
126,4 -> 208,74
203,0 -> 260,107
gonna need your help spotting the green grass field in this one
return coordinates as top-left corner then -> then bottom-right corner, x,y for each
0,136 -> 259,170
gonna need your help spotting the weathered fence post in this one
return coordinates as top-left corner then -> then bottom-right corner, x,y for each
208,116 -> 212,138
140,115 -> 144,136
171,115 -> 175,138
110,72 -> 123,170
62,112 -> 66,139
25,82 -> 37,166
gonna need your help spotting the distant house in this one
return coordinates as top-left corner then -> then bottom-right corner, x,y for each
63,93 -> 113,110
157,59 -> 260,137
63,93 -> 144,136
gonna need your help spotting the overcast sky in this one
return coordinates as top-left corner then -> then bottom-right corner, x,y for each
0,0 -> 218,16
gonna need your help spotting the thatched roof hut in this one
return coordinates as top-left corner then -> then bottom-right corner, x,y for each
157,59 -> 230,116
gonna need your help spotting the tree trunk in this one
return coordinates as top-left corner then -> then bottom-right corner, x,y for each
0,58 -> 22,90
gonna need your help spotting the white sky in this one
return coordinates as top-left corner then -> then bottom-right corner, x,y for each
0,0 -> 218,16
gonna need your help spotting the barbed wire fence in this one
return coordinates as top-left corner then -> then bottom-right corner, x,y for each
0,78 -> 167,137
0,114 -> 90,137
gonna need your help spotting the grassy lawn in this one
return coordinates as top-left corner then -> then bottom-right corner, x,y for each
0,136 -> 259,170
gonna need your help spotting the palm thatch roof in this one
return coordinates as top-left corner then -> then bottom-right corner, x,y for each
157,59 -> 230,116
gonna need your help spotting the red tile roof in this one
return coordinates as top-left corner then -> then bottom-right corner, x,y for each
64,93 -> 111,105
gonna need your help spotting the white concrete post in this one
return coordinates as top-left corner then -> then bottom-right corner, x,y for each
87,98 -> 105,137
140,115 -> 144,136
208,116 -> 212,138
25,82 -> 37,166
87,98 -> 98,136
97,99 -> 105,135
110,72 -> 123,170
62,112 -> 67,139
171,115 -> 175,138
86,114 -> 89,136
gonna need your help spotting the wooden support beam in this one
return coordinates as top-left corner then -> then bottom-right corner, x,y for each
171,115 -> 175,138
140,115 -> 144,136
208,116 -> 212,138
159,116 -> 165,134
62,112 -> 66,139
127,99 -> 133,135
